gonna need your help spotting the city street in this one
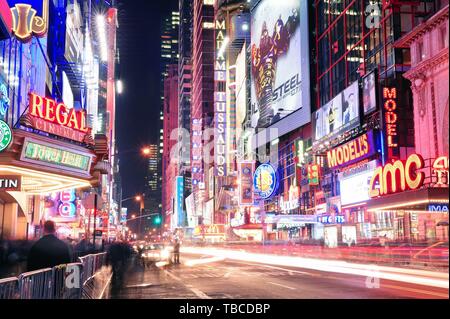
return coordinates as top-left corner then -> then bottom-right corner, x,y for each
110,253 -> 449,299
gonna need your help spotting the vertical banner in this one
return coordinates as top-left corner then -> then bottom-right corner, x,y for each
382,86 -> 399,160
214,18 -> 227,176
238,161 -> 255,206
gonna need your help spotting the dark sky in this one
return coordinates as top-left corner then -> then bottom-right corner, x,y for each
116,0 -> 176,204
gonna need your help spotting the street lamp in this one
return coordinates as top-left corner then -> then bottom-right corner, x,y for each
141,147 -> 152,156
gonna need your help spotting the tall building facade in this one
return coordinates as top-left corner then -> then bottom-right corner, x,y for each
178,0 -> 193,226
0,0 -> 119,241
190,0 -> 215,217
162,65 -> 180,224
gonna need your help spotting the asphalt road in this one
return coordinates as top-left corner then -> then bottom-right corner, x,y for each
108,254 -> 448,299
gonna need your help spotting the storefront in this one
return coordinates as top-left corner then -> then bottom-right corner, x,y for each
265,214 -> 318,240
366,154 -> 449,242
0,97 -> 98,239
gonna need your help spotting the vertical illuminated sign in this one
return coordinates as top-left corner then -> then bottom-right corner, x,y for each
383,87 -> 398,159
238,161 -> 255,206
175,176 -> 185,227
214,19 -> 227,176
58,189 -> 76,218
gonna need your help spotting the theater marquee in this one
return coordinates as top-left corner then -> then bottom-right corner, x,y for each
21,93 -> 93,144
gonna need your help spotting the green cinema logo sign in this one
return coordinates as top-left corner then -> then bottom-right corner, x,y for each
24,142 -> 91,172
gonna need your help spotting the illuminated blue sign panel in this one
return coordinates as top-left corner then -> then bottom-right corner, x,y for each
253,163 -> 278,200
175,176 -> 185,227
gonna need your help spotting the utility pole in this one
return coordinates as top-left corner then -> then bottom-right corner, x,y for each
93,193 -> 98,248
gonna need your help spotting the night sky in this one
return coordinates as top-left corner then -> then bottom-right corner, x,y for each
116,0 -> 176,206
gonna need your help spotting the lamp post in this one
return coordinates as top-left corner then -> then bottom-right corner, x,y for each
121,195 -> 144,239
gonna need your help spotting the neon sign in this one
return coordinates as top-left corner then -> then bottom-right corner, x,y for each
214,19 -> 227,176
432,156 -> 449,186
21,93 -> 92,144
21,139 -> 93,173
383,87 -> 398,155
58,189 -> 76,218
308,164 -> 320,186
9,1 -> 48,43
253,163 -> 278,199
327,132 -> 375,168
280,185 -> 299,213
369,153 -> 425,197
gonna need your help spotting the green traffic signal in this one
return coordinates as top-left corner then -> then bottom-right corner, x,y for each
154,216 -> 162,224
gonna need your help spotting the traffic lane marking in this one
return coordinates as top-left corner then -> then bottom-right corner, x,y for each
164,269 -> 211,299
267,281 -> 296,290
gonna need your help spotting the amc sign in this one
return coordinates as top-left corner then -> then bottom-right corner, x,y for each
0,175 -> 22,191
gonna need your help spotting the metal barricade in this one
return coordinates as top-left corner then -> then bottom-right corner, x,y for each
78,252 -> 109,299
18,268 -> 53,299
0,277 -> 19,299
52,263 -> 83,299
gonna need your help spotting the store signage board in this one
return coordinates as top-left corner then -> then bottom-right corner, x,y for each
214,19 -> 227,176
21,93 -> 93,144
0,119 -> 12,152
428,204 -> 448,212
369,153 -> 425,198
253,163 -> 279,200
318,215 -> 346,224
20,137 -> 94,175
0,175 -> 21,191
327,131 -> 376,169
383,87 -> 399,159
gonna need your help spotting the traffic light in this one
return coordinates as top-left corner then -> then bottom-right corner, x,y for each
154,214 -> 162,225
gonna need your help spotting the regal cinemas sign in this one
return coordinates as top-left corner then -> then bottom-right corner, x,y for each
327,131 -> 376,169
21,93 -> 93,144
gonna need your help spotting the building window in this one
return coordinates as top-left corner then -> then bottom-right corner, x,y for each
439,24 -> 448,50
417,40 -> 425,62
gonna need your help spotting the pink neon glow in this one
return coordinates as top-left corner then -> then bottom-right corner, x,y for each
181,246 -> 449,289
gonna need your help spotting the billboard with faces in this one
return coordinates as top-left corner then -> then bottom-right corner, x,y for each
314,81 -> 360,142
250,0 -> 311,130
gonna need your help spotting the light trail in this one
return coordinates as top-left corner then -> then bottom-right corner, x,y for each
181,246 -> 449,289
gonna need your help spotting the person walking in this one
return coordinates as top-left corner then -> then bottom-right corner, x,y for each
173,239 -> 180,264
27,220 -> 72,271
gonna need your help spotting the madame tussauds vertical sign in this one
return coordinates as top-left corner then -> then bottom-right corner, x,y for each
214,19 -> 227,176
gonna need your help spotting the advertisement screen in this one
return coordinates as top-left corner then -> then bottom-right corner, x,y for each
314,81 -> 360,142
363,71 -> 377,115
65,0 -> 83,64
250,0 -> 310,130
339,160 -> 378,206
239,161 -> 254,206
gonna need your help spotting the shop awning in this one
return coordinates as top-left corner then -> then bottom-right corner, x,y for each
0,165 -> 91,194
232,223 -> 263,230
366,188 -> 449,212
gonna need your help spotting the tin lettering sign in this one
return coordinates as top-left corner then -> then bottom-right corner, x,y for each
0,175 -> 21,191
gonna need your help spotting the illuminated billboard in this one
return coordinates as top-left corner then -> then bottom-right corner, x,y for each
314,81 -> 360,142
250,0 -> 311,131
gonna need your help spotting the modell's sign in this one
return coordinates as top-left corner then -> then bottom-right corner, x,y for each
21,93 -> 93,144
327,131 -> 376,168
